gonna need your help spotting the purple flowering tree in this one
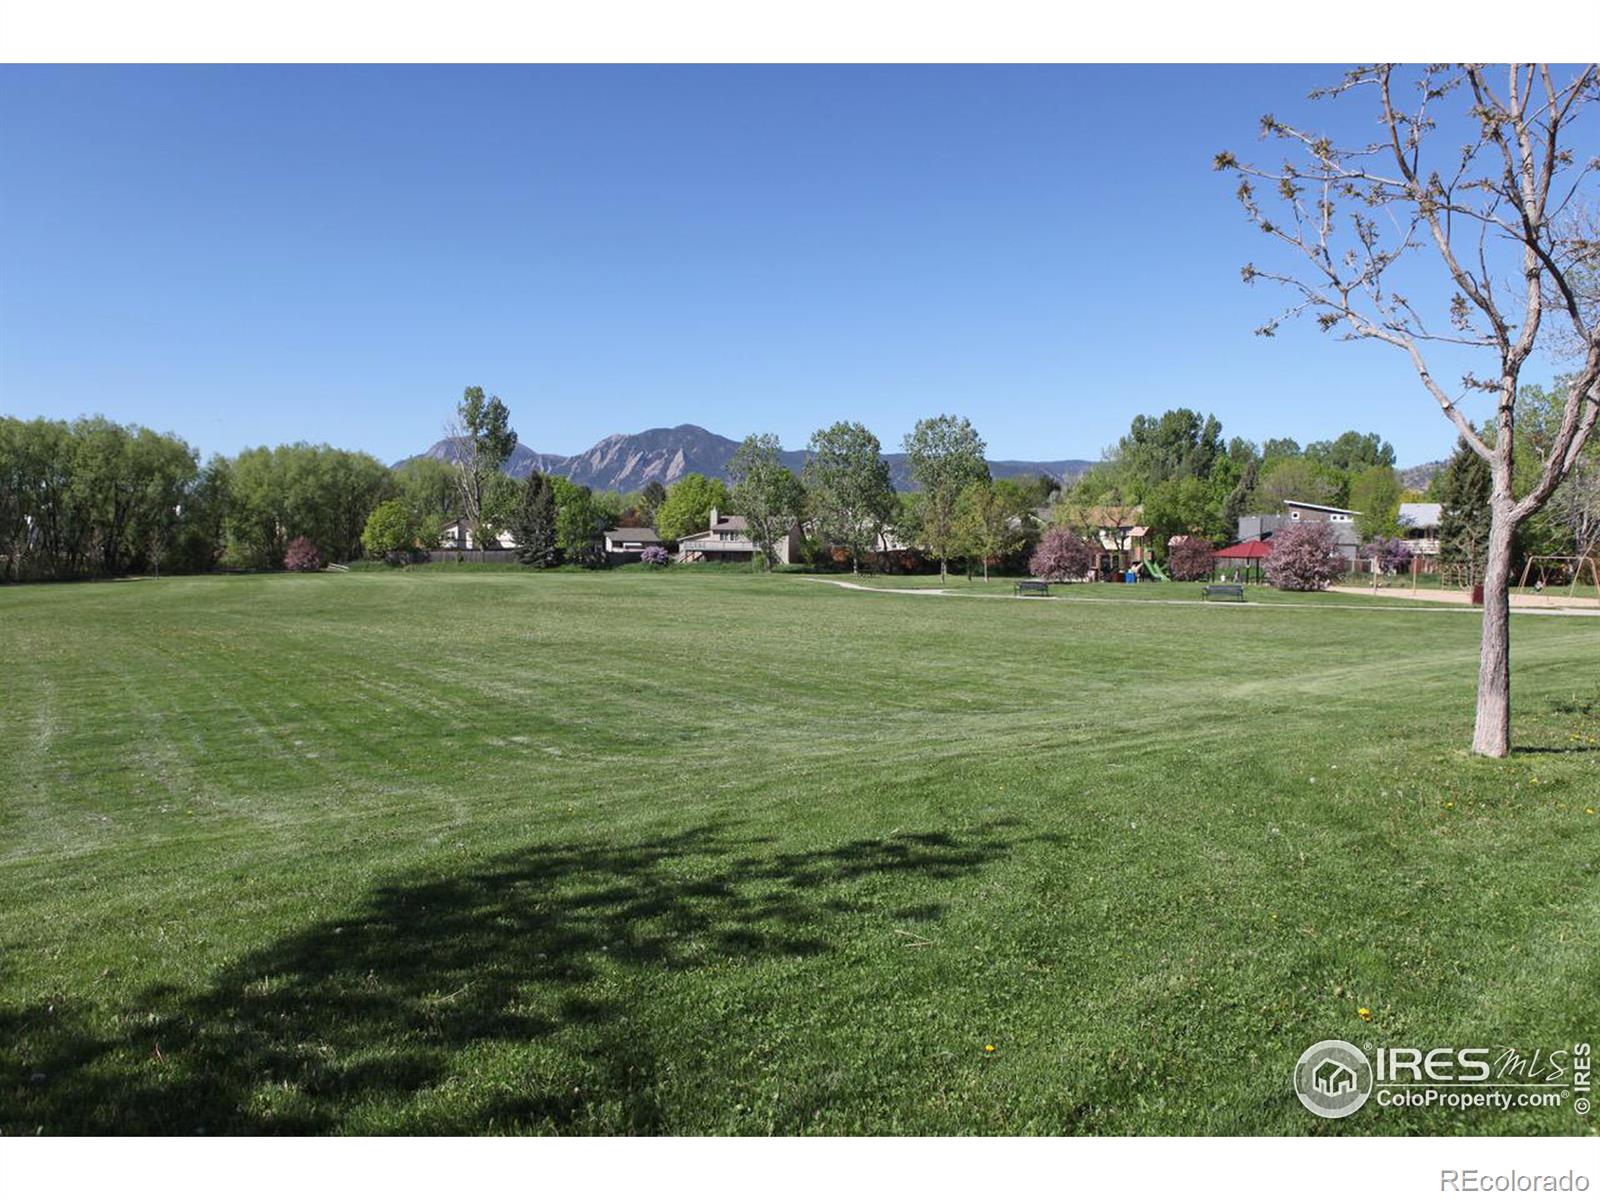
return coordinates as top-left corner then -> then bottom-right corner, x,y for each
284,537 -> 323,572
1264,523 -> 1342,591
1362,537 -> 1413,575
640,545 -> 670,568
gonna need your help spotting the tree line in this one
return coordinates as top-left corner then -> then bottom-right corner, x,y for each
9,383 -> 1590,585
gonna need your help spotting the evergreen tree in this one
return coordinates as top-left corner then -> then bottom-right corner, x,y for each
513,471 -> 559,566
1438,438 -> 1492,576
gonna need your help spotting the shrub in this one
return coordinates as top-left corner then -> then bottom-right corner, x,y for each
641,545 -> 669,568
1363,536 -> 1413,574
1029,526 -> 1094,582
284,537 -> 323,572
1264,522 -> 1342,591
1168,537 -> 1216,582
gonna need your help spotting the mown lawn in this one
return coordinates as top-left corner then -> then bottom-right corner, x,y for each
2,570 -> 1597,1134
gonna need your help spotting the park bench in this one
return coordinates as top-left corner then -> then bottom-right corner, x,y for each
1015,580 -> 1050,598
1202,583 -> 1245,602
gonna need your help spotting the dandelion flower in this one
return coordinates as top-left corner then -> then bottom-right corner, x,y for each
1358,1007 -> 1373,1022
984,1044 -> 996,1054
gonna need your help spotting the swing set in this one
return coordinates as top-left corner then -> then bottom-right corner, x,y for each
1515,554 -> 1600,601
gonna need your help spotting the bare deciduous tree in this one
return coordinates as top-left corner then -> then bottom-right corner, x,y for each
1218,63 -> 1600,756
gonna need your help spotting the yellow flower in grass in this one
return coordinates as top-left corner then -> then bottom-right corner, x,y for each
1358,1006 -> 1373,1022
984,1044 -> 996,1054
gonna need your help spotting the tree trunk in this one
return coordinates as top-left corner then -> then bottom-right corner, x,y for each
1470,508 -> 1517,758
940,557 -> 947,584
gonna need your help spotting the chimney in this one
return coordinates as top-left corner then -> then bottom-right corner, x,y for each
708,506 -> 719,530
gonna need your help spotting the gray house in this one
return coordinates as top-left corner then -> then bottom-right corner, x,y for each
602,527 -> 663,561
1237,499 -> 1361,566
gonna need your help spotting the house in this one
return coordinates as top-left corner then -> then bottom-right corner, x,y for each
1398,502 -> 1442,569
1237,499 -> 1361,566
677,507 -> 802,565
602,526 -> 663,561
440,518 -> 517,551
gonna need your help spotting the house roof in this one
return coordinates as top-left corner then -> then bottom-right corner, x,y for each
1215,539 -> 1274,559
1285,499 -> 1360,515
711,515 -> 749,531
604,527 -> 661,542
1399,502 -> 1442,528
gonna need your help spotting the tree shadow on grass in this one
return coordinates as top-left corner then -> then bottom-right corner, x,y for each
1,821 -> 1014,1134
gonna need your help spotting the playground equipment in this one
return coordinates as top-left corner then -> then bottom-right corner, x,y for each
1144,558 -> 1170,582
1515,554 -> 1600,601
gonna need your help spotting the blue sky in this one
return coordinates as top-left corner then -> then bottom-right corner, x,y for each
0,65 -> 1556,466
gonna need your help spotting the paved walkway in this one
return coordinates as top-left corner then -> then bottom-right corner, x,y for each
803,577 -> 1600,617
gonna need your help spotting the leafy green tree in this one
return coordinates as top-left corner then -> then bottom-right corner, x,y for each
1254,458 -> 1340,511
802,421 -> 895,573
227,444 -> 390,567
362,499 -> 419,560
1305,431 -> 1396,474
551,479 -> 605,566
512,472 -> 560,566
729,434 -> 805,570
392,456 -> 459,540
953,478 -> 1027,580
652,474 -> 730,543
1112,408 -> 1225,498
1143,475 -> 1219,549
445,386 -> 517,549
1262,437 -> 1302,461
903,415 -> 989,583
1349,466 -> 1403,539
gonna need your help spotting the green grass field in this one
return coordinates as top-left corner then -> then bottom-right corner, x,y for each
3,570 -> 1598,1134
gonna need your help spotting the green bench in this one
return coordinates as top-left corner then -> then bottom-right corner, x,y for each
1202,584 -> 1246,602
1015,580 -> 1050,598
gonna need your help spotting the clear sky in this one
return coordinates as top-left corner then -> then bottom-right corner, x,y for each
0,64 -> 1562,466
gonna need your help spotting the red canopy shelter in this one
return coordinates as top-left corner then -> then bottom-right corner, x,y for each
1213,538 -> 1274,584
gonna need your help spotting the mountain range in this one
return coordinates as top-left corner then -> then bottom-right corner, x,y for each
403,422 -> 1448,497
403,424 -> 1098,493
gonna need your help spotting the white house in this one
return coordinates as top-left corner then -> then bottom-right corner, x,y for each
440,519 -> 517,551
677,507 -> 802,565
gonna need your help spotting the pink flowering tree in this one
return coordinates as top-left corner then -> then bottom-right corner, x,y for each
1264,523 -> 1342,591
1029,527 -> 1094,582
1167,537 -> 1216,582
284,537 -> 323,572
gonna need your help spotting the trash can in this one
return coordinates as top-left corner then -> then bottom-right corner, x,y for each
1471,583 -> 1484,606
